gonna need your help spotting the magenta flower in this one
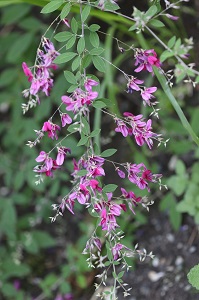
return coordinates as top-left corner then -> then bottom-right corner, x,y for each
61,113 -> 72,127
116,168 -> 126,178
56,147 -> 71,166
112,243 -> 123,260
22,38 -> 59,104
42,121 -> 60,140
141,86 -> 157,106
63,19 -> 70,27
22,62 -> 33,82
127,76 -> 144,92
134,49 -> 160,73
115,118 -> 130,137
84,78 -> 99,92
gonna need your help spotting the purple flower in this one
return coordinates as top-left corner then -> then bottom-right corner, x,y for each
42,121 -> 60,140
141,87 -> 157,106
61,113 -> 72,127
134,49 -> 160,73
127,76 -> 144,92
112,243 -> 123,260
56,147 -> 71,166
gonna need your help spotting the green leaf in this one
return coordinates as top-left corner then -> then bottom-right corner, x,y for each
89,31 -> 100,48
90,129 -> 101,137
81,116 -> 90,135
103,184 -> 118,193
72,55 -> 81,71
82,54 -> 92,68
101,149 -> 117,157
92,56 -> 106,73
90,47 -> 104,56
160,50 -> 174,62
129,24 -> 137,31
60,2 -> 71,19
41,0 -> 64,14
188,264 -> 199,290
67,123 -> 79,133
168,36 -> 176,48
64,70 -> 77,84
118,271 -> 125,279
77,136 -> 89,146
97,98 -> 114,107
77,37 -> 85,54
145,5 -> 158,18
81,5 -> 91,22
53,52 -> 77,64
65,35 -> 76,49
176,160 -> 186,175
54,31 -> 73,42
92,101 -> 106,109
89,24 -> 100,32
149,19 -> 165,27
71,17 -> 78,34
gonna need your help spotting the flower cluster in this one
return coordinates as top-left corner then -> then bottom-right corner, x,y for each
61,78 -> 99,115
22,38 -> 59,112
115,112 -> 161,148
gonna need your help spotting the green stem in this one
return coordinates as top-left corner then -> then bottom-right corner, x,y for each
154,68 -> 199,146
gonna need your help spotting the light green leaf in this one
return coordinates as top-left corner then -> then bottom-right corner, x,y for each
101,148 -> 117,157
72,55 -> 81,71
54,31 -> 73,42
89,31 -> 100,48
82,5 -> 91,22
103,184 -> 118,193
41,0 -> 64,14
60,2 -> 71,19
145,5 -> 158,18
77,136 -> 89,146
92,56 -> 106,73
89,24 -> 100,32
65,35 -> 76,50
92,101 -> 107,109
188,264 -> 199,290
160,50 -> 174,62
90,47 -> 104,56
77,37 -> 85,54
149,19 -> 165,27
168,36 -> 176,48
90,129 -> 101,137
64,70 -> 77,84
53,52 -> 77,64
71,17 -> 78,34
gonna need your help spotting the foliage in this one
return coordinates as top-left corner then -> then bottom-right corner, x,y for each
1,0 -> 199,299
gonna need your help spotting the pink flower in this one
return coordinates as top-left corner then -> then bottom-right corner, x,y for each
127,76 -> 144,92
117,168 -> 126,178
56,147 -> 71,166
141,86 -> 157,106
134,49 -> 160,73
61,113 -> 72,127
42,121 -> 60,140
115,119 -> 130,137
84,78 -> 99,92
22,62 -> 33,82
63,19 -> 70,27
112,243 -> 123,260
